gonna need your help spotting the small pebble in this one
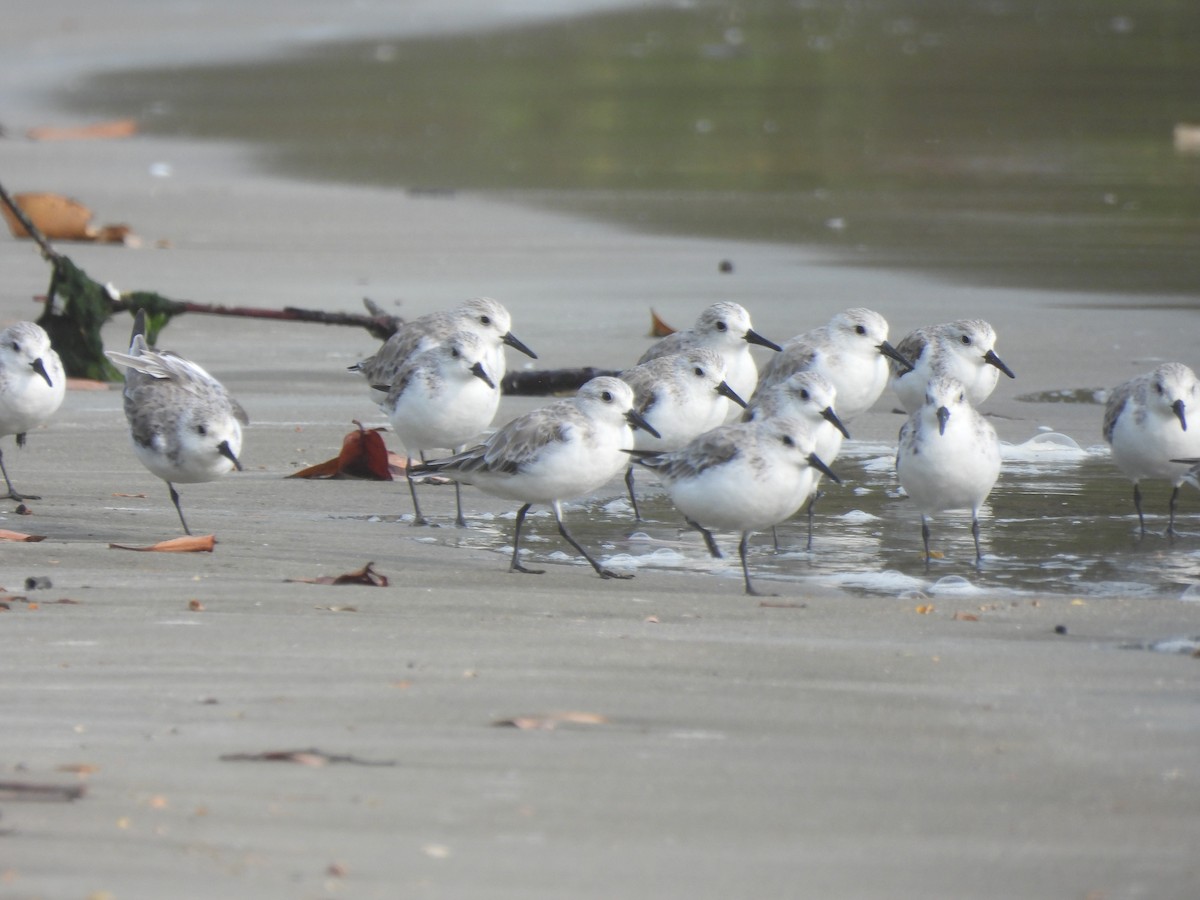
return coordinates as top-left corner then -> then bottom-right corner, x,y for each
1054,624 -> 1068,635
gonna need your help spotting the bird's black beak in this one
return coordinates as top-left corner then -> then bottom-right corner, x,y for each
744,328 -> 782,352
470,361 -> 496,390
807,452 -> 841,484
879,340 -> 914,374
936,405 -> 951,436
983,349 -> 1015,379
217,440 -> 243,472
503,331 -> 538,360
716,380 -> 747,408
1172,399 -> 1187,432
31,357 -> 53,388
822,406 -> 851,439
626,408 -> 662,440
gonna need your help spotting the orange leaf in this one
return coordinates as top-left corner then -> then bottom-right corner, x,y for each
0,529 -> 46,542
26,118 -> 138,141
285,561 -> 389,587
287,421 -> 394,480
0,191 -> 133,243
649,308 -> 676,338
109,535 -> 216,553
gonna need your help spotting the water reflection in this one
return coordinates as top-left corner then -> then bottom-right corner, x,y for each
61,0 -> 1200,294
382,442 -> 1200,599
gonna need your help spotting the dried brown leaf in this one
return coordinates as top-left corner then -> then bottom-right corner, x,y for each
286,562 -> 388,587
109,534 -> 216,553
493,711 -> 610,731
219,748 -> 396,766
649,308 -> 676,338
26,118 -> 138,142
0,529 -> 46,542
288,421 -> 394,480
0,191 -> 134,243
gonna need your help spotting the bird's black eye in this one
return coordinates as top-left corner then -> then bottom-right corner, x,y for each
10,342 -> 19,352
479,315 -> 491,326
451,347 -> 461,358
693,367 -> 704,377
855,325 -> 866,335
1156,382 -> 1165,395
960,334 -> 971,345
782,435 -> 795,447
799,389 -> 810,401
196,424 -> 208,436
715,321 -> 728,332
601,391 -> 614,402
959,392 -> 965,402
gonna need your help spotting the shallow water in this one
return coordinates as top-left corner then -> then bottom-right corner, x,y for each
53,0 -> 1200,598
61,0 -> 1200,295
371,434 -> 1200,601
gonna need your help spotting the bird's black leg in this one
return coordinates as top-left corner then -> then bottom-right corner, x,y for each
509,503 -> 545,574
168,482 -> 191,535
686,518 -> 723,558
554,502 -> 632,580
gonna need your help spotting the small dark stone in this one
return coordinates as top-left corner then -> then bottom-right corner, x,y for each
24,576 -> 52,590
718,259 -> 734,273
1054,624 -> 1068,635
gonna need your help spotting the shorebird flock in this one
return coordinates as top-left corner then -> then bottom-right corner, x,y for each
4,298 -> 1199,595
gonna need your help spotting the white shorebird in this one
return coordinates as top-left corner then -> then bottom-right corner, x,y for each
0,321 -> 65,500
410,377 -> 659,579
896,375 -> 1001,566
632,416 -> 838,595
637,302 -> 781,409
106,311 -> 247,535
352,297 -> 536,395
889,318 -> 1015,413
376,330 -> 500,527
619,348 -> 746,519
1103,362 -> 1200,536
755,308 -> 913,421
743,370 -> 850,549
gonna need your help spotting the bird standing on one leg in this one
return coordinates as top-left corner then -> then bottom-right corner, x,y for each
105,312 -> 248,535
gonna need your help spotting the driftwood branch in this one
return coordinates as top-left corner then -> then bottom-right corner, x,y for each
500,366 -> 621,396
107,295 -> 402,341
2,179 -> 618,395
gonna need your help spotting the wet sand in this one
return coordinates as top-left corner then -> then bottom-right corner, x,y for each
2,5 -> 1199,899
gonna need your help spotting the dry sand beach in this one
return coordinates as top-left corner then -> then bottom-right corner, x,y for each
2,3 -> 1199,899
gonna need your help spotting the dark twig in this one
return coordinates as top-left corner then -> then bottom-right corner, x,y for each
0,781 -> 87,802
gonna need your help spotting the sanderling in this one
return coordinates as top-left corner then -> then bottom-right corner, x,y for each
410,376 -> 659,579
619,348 -> 746,519
352,297 -> 536,392
105,311 -> 248,535
1103,362 -> 1200,536
743,370 -> 850,549
896,375 -> 1001,566
632,416 -> 838,595
889,319 -> 1015,413
0,321 -> 65,500
376,330 -> 500,527
755,308 -> 912,421
636,302 -> 781,409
